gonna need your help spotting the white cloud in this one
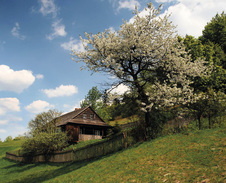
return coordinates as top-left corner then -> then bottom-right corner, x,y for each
36,74 -> 44,79
25,100 -> 54,114
61,37 -> 85,52
62,101 -> 81,114
0,120 -> 8,125
11,22 -> 26,40
39,0 -> 66,40
46,19 -> 67,40
42,84 -> 78,98
0,65 -> 35,93
0,129 -> 6,133
0,98 -> 20,116
127,0 -> 226,37
156,0 -> 174,2
39,0 -> 57,17
8,116 -> 23,122
0,116 -> 22,125
118,0 -> 140,11
160,0 -> 226,37
109,84 -> 130,95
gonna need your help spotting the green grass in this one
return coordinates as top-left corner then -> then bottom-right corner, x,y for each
63,138 -> 105,151
0,126 -> 225,183
108,115 -> 138,126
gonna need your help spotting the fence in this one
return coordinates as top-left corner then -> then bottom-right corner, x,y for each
6,132 -> 135,163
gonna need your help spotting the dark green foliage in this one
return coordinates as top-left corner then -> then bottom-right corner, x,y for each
182,35 -> 205,61
147,108 -> 175,139
13,135 -> 26,141
63,139 -> 104,151
181,35 -> 226,93
80,86 -> 114,121
182,25 -> 226,130
22,109 -> 68,156
188,95 -> 209,130
187,88 -> 226,130
200,12 -> 226,54
22,131 -> 68,155
203,89 -> 226,128
80,86 -> 102,111
103,92 -> 140,122
197,12 -> 226,93
181,12 -> 226,93
106,122 -> 122,137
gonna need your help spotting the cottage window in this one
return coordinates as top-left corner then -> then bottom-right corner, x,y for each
79,128 -> 83,134
83,113 -> 87,119
94,130 -> 101,136
90,114 -> 94,120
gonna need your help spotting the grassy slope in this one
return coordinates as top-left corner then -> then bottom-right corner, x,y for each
0,127 -> 225,183
108,115 -> 138,126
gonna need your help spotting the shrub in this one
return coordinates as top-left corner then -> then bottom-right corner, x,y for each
22,131 -> 69,155
13,135 -> 26,141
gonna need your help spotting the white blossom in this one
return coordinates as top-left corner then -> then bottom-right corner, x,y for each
72,3 -> 210,115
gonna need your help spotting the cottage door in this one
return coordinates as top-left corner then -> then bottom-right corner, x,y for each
66,125 -> 79,142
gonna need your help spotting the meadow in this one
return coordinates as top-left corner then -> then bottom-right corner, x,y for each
0,125 -> 225,183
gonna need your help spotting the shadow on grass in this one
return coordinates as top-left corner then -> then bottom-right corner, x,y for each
2,158 -> 40,174
5,160 -> 91,183
3,142 -> 145,183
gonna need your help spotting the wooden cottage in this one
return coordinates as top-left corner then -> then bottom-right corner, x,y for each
56,106 -> 112,142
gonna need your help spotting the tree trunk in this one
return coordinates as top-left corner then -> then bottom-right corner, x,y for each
198,115 -> 202,130
133,79 -> 152,140
208,114 -> 211,129
144,111 -> 150,140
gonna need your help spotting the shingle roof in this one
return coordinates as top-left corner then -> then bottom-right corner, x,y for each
55,106 -> 111,128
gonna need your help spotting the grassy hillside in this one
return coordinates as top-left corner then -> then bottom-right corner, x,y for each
108,115 -> 138,126
0,126 -> 225,183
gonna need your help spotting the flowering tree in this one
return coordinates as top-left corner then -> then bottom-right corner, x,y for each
72,3 -> 209,136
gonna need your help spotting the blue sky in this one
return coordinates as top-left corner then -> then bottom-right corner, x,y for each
0,0 -> 225,141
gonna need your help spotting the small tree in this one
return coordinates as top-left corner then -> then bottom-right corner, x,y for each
205,89 -> 226,128
22,109 -> 69,155
72,3 -> 209,138
4,136 -> 13,142
80,86 -> 103,111
28,109 -> 62,135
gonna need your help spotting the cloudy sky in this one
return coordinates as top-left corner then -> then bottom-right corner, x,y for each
0,0 -> 225,141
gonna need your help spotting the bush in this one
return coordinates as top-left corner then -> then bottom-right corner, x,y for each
22,131 -> 69,155
13,135 -> 26,141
